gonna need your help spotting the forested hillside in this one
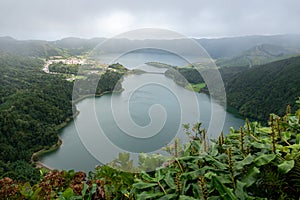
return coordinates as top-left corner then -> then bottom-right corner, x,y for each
0,37 -> 66,58
0,53 -> 74,179
162,55 -> 300,122
226,56 -> 300,120
0,52 -> 126,181
165,67 -> 204,86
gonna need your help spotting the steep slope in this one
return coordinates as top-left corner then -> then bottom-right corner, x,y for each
216,43 -> 300,67
0,36 -> 65,58
0,53 -> 74,159
51,37 -> 104,55
226,56 -> 300,120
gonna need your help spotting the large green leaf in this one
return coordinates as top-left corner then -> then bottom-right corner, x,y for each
61,188 -> 75,200
241,166 -> 260,187
205,155 -> 227,170
278,160 -> 295,174
258,127 -> 271,133
191,183 -> 201,198
136,191 -> 164,199
254,154 -> 276,166
158,194 -> 178,200
209,141 -> 219,156
141,171 -> 156,182
88,184 -> 97,200
178,195 -> 198,200
281,131 -> 292,141
251,142 -> 271,150
182,178 -> 191,194
155,168 -> 165,182
212,176 -> 237,200
164,171 -> 176,190
296,134 -> 300,144
207,196 -> 222,200
81,182 -> 88,197
20,182 -> 33,198
182,169 -> 201,180
133,181 -> 158,189
234,154 -> 254,171
204,171 -> 217,179
235,180 -> 248,200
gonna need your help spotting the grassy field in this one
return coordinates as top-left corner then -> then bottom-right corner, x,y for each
185,83 -> 206,92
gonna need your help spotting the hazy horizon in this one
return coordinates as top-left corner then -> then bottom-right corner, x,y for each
1,0 -> 300,41
2,33 -> 300,42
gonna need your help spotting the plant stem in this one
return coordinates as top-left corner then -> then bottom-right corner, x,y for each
157,181 -> 167,195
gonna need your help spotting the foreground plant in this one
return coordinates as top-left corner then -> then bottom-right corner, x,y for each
132,100 -> 300,200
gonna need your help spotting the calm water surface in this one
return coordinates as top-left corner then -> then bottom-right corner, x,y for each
41,51 -> 244,172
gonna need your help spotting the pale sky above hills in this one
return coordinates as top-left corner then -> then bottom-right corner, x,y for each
0,0 -> 300,40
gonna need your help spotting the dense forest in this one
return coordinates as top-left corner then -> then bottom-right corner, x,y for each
48,62 -> 80,74
0,53 -> 74,180
163,56 -> 300,122
165,67 -> 204,87
0,53 -> 126,182
226,56 -> 300,121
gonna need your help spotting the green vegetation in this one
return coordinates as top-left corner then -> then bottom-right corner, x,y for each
164,66 -> 221,94
165,67 -> 205,88
185,83 -> 206,92
1,35 -> 300,199
49,62 -> 80,74
132,104 -> 300,199
163,55 -> 300,122
0,53 -> 127,183
0,36 -> 67,58
226,56 -> 300,121
0,53 -> 75,180
73,69 -> 124,97
108,63 -> 128,73
1,101 -> 300,199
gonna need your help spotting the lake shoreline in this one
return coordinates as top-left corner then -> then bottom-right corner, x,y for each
31,89 -> 122,170
36,63 -> 245,171
31,111 -> 79,170
33,60 -> 129,170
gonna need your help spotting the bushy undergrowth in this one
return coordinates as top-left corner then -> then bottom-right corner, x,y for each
1,100 -> 300,200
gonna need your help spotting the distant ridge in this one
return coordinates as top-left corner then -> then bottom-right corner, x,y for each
1,34 -> 300,59
216,43 -> 300,67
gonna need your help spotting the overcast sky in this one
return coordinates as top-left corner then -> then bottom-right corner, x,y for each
0,0 -> 300,40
